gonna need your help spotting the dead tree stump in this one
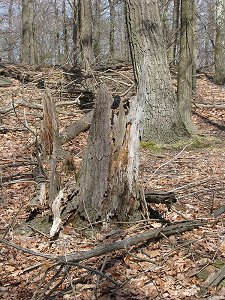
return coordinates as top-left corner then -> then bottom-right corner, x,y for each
50,83 -> 144,236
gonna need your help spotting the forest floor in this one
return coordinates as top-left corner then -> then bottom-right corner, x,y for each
0,64 -> 225,300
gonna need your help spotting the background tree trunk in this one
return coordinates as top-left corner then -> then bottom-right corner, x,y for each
177,0 -> 196,133
168,0 -> 180,65
54,0 -> 61,65
109,0 -> 115,59
124,0 -> 189,144
214,0 -> 225,84
78,0 -> 93,72
93,0 -> 101,60
62,0 -> 69,64
72,0 -> 79,66
8,0 -> 14,63
21,0 -> 35,64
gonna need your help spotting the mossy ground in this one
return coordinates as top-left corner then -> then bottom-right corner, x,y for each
140,134 -> 223,152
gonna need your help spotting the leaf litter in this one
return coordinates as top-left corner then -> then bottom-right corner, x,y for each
0,66 -> 225,299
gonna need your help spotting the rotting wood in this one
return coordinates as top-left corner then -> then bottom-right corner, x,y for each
42,88 -> 61,204
145,191 -> 177,205
50,83 -> 144,237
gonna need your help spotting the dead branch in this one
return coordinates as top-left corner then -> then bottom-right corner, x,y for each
0,126 -> 28,133
0,219 -> 209,264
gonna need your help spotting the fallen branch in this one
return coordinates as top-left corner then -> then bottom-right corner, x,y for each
0,219 -> 209,264
202,265 -> 225,288
194,103 -> 225,110
0,98 -> 80,115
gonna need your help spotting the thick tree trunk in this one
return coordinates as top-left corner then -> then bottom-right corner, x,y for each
177,0 -> 196,133
214,0 -> 225,84
124,0 -> 189,143
51,84 -> 143,236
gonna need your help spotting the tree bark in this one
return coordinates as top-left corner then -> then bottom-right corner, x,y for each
124,0 -> 189,143
214,0 -> 225,84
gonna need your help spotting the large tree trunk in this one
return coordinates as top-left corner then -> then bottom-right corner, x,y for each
177,0 -> 196,133
51,84 -> 143,236
214,0 -> 225,84
124,0 -> 189,144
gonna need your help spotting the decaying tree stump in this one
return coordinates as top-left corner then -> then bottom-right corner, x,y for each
50,83 -> 144,237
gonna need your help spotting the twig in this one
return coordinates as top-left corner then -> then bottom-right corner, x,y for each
27,225 -> 48,237
0,238 -> 56,259
67,261 -> 119,286
149,144 -> 192,180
